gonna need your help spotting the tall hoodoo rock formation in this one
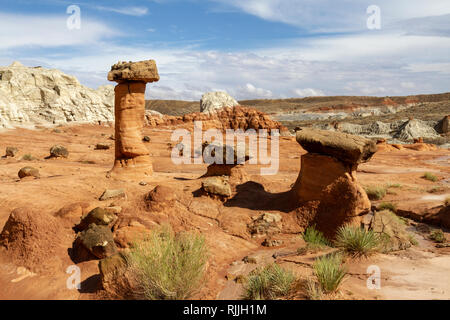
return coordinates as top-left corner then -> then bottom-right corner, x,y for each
0,61 -> 114,128
292,128 -> 377,238
107,60 -> 160,176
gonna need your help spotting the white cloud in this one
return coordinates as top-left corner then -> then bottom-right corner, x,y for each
95,6 -> 149,16
400,82 -> 416,89
405,63 -> 450,74
0,13 -> 118,49
294,88 -> 325,97
213,0 -> 450,33
237,83 -> 273,99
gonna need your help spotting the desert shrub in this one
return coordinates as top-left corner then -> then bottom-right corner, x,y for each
429,229 -> 445,243
378,202 -> 397,212
334,225 -> 380,257
126,226 -> 208,300
243,264 -> 295,300
386,183 -> 402,189
304,278 -> 323,300
313,253 -> 347,293
422,172 -> 438,182
428,186 -> 443,193
364,185 -> 387,200
21,154 -> 34,161
302,226 -> 330,249
408,234 -> 419,246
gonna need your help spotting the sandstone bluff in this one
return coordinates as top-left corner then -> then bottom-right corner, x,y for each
0,61 -> 114,129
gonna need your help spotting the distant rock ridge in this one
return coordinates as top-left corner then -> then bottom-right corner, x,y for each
0,61 -> 114,129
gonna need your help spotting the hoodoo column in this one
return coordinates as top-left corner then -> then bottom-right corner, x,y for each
107,60 -> 160,177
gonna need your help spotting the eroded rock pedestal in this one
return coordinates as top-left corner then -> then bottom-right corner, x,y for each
292,128 -> 377,238
107,60 -> 160,177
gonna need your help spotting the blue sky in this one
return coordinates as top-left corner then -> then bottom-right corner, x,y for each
1,0 -> 449,100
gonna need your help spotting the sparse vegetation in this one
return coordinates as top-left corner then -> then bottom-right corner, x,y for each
21,154 -> 34,161
304,278 -> 323,300
301,226 -> 330,251
126,226 -> 208,300
243,264 -> 295,300
429,229 -> 445,243
422,172 -> 438,182
334,225 -> 380,257
427,186 -> 443,193
313,253 -> 347,293
408,234 -> 419,246
378,202 -> 397,213
386,183 -> 402,189
364,185 -> 387,200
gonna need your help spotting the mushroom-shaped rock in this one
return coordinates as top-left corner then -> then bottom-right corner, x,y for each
107,59 -> 160,177
292,129 -> 376,239
108,60 -> 160,83
201,141 -> 251,184
296,128 -> 377,165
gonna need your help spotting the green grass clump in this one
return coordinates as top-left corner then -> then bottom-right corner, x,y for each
304,278 -> 323,300
313,253 -> 347,293
334,225 -> 380,257
21,154 -> 34,161
429,229 -> 445,243
422,172 -> 438,182
378,202 -> 397,213
302,226 -> 330,247
408,234 -> 419,246
126,226 -> 208,300
364,185 -> 387,200
386,183 -> 402,189
243,264 -> 295,300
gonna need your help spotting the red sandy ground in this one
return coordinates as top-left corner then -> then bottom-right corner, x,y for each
0,124 -> 449,300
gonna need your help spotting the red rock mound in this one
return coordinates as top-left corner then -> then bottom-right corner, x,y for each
0,207 -> 72,273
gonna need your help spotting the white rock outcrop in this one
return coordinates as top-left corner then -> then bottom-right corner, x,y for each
200,91 -> 238,114
0,61 -> 114,129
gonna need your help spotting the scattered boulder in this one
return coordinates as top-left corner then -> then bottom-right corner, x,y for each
262,239 -> 283,247
200,91 -> 238,114
142,136 -> 150,143
95,143 -> 111,150
72,224 -> 118,262
5,146 -> 18,157
248,213 -> 283,238
75,207 -> 118,232
18,166 -> 40,179
99,189 -> 126,201
49,145 -> 69,158
201,176 -> 232,198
